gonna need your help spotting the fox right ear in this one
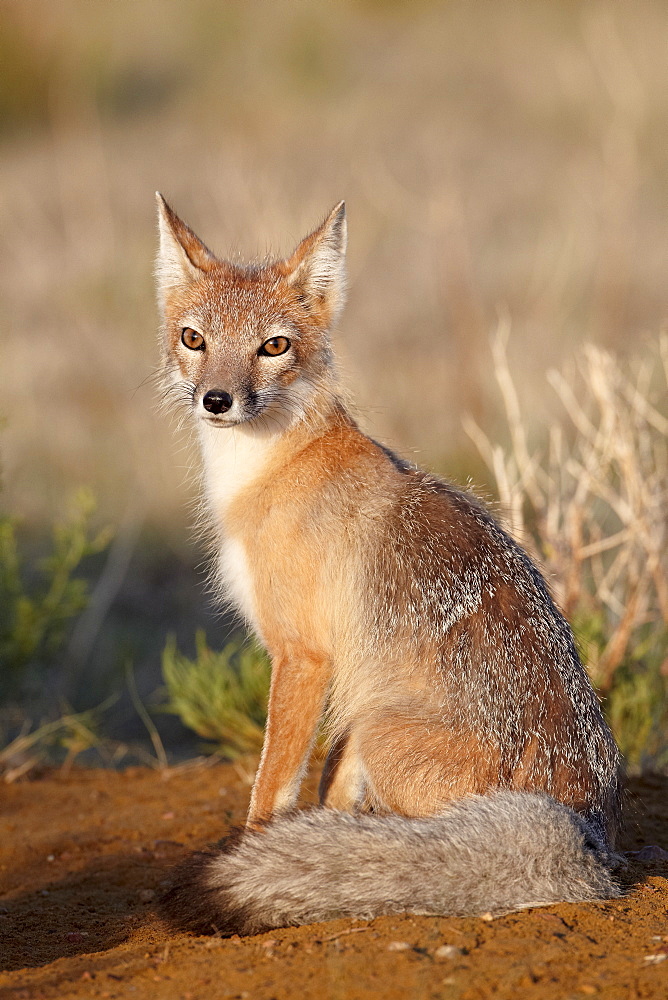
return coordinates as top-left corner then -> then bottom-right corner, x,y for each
155,194 -> 217,306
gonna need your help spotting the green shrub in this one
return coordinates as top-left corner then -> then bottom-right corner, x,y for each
0,488 -> 112,699
573,610 -> 668,771
161,632 -> 270,758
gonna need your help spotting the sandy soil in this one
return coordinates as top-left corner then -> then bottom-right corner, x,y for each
1,763 -> 667,1000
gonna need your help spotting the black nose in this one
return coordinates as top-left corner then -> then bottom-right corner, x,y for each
202,390 -> 233,415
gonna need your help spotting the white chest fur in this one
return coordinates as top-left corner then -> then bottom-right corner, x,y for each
217,535 -> 259,630
198,421 -> 277,630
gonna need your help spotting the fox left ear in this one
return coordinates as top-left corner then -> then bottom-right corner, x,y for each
155,193 -> 217,308
282,201 -> 347,325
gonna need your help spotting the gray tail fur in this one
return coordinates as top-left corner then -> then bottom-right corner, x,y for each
159,791 -> 622,936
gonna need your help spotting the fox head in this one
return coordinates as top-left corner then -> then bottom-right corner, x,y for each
155,196 -> 346,430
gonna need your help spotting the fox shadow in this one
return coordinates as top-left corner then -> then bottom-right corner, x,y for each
0,843 -> 187,973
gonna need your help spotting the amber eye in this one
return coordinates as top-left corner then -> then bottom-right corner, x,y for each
181,327 -> 205,351
259,336 -> 291,357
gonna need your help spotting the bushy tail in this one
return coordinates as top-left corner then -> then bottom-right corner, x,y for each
159,791 -> 621,936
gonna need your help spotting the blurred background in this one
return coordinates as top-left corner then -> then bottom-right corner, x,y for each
1,0 -> 666,763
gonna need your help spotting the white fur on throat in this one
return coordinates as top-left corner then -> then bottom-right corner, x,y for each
198,420 -> 279,631
198,420 -> 278,513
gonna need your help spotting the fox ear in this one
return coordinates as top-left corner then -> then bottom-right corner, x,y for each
155,193 -> 217,305
283,201 -> 347,324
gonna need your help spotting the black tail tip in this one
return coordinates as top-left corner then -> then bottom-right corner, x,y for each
158,826 -> 257,937
158,848 -> 227,935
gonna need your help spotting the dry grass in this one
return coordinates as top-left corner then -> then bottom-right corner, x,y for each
466,327 -> 667,688
0,704 -> 111,782
466,329 -> 667,765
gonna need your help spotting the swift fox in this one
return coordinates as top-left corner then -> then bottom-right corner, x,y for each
156,196 -> 622,935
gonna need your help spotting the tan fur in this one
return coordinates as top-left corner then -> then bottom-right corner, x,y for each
155,196 -> 621,845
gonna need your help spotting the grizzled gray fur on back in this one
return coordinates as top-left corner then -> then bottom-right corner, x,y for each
160,792 -> 621,937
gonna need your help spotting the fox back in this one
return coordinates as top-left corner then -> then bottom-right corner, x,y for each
156,197 -> 621,846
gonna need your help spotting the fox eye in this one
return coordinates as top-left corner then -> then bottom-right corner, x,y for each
181,327 -> 205,351
259,336 -> 291,357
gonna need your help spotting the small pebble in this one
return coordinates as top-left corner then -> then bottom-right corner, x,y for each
387,941 -> 411,951
138,889 -> 155,903
628,845 -> 668,861
46,855 -> 55,862
434,945 -> 463,960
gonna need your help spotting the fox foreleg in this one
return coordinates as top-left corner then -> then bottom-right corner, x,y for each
246,649 -> 331,829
